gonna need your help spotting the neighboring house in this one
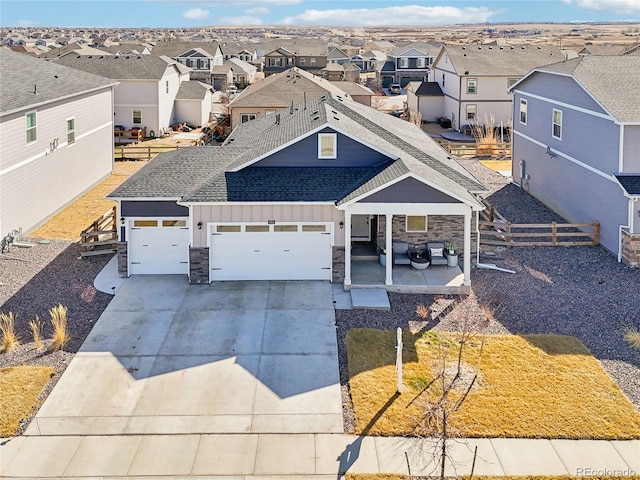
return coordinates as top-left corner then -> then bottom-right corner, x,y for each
363,40 -> 396,54
55,54 -> 203,136
0,49 -> 117,239
222,45 -> 258,64
510,55 -> 640,267
432,44 -> 565,130
377,42 -> 441,88
329,81 -> 374,107
321,63 -> 345,81
227,57 -> 258,87
263,44 -> 327,76
174,81 -> 214,128
173,47 -> 223,84
578,43 -> 640,56
227,67 -> 373,127
327,47 -> 349,64
211,64 -> 234,91
406,81 -> 445,122
108,93 -> 485,290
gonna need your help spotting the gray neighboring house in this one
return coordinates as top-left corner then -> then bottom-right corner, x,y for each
108,93 -> 486,290
510,55 -> 640,267
0,49 -> 117,240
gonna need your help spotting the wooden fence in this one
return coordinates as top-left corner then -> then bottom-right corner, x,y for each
114,145 -> 182,161
80,206 -> 118,257
444,141 -> 511,158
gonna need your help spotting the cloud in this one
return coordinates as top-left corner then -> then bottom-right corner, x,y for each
245,7 -> 269,15
182,8 -> 210,20
18,19 -> 38,27
563,0 -> 640,14
279,5 -> 497,26
220,16 -> 264,25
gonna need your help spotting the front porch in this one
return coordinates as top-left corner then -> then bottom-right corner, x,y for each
350,258 -> 469,294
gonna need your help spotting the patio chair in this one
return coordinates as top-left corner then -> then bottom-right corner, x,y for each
392,241 -> 411,265
427,242 -> 448,268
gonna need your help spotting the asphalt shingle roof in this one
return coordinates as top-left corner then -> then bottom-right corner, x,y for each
534,56 -> 640,123
441,45 -> 564,76
615,175 -> 640,196
411,81 -> 444,96
0,49 -> 117,115
176,81 -> 212,100
54,54 -> 178,80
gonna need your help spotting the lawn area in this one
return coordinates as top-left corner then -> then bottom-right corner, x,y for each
0,366 -> 54,436
346,330 -> 640,439
30,161 -> 145,241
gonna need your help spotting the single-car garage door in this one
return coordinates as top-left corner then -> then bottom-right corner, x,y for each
209,223 -> 332,281
128,219 -> 189,274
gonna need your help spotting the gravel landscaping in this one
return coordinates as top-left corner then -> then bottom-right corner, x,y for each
0,240 -> 112,435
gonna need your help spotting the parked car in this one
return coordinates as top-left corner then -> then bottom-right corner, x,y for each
389,83 -> 401,95
226,85 -> 238,94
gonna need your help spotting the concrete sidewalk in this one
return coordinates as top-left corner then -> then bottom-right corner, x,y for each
1,433 -> 638,477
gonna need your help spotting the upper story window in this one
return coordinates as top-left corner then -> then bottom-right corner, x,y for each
299,58 -> 306,66
133,109 -> 142,125
466,104 -> 477,121
286,57 -> 293,66
166,80 -> 169,94
241,113 -> 257,123
399,57 -> 408,68
25,111 -> 37,144
442,73 -> 445,88
318,133 -> 337,159
466,78 -> 477,94
552,109 -> 562,139
519,99 -> 527,125
417,57 -> 426,68
310,57 -> 316,66
67,118 -> 75,145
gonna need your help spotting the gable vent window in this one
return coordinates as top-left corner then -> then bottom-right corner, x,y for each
318,133 -> 337,159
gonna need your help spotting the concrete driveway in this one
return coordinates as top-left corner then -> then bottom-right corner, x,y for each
27,276 -> 343,435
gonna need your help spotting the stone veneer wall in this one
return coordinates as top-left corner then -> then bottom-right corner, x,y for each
117,242 -> 128,277
375,215 -> 478,255
621,230 -> 640,268
189,247 -> 210,283
333,247 -> 345,283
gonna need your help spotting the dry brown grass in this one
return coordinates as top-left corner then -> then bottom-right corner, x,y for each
346,330 -> 640,439
29,316 -> 43,350
415,304 -> 429,319
0,366 -> 54,436
623,327 -> 640,352
0,312 -> 20,352
49,304 -> 69,351
30,161 -> 145,241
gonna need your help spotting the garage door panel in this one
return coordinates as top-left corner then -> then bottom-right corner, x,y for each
210,227 -> 331,281
129,224 -> 189,275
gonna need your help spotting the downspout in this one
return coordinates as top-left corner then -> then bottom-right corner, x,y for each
475,209 -> 481,266
458,74 -> 462,131
618,199 -> 632,263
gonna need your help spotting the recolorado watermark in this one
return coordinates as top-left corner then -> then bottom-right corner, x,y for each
576,467 -> 636,476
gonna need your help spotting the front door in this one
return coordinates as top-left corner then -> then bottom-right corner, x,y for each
351,215 -> 371,241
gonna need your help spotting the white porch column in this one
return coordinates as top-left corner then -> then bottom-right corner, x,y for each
463,212 -> 471,286
385,214 -> 393,286
344,210 -> 352,288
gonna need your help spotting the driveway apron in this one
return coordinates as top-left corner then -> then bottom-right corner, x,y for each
27,276 -> 343,435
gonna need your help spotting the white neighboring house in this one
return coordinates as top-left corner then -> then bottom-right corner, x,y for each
55,54 -> 199,136
174,81 -> 214,128
0,49 -> 117,240
432,45 -> 565,129
226,57 -> 258,86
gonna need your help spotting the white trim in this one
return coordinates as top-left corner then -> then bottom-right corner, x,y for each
513,88 -> 614,121
111,196 -> 182,202
513,130 -> 616,182
179,201 -> 334,206
66,116 -> 76,146
0,121 -> 112,177
318,132 -> 337,159
25,110 -> 37,145
519,98 -> 527,126
405,215 -> 428,232
347,202 -> 471,216
618,126 -> 624,173
552,108 -> 562,140
132,108 -> 142,125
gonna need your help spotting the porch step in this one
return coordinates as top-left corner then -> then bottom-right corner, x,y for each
351,254 -> 379,261
350,288 -> 390,311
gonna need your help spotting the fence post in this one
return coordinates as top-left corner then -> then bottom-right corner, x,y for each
593,221 -> 600,246
551,222 -> 557,245
506,222 -> 512,244
396,327 -> 403,394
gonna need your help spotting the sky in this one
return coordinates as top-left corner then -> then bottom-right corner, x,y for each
1,0 -> 639,28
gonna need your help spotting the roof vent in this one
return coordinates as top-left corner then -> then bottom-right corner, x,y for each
521,46 -> 525,49
331,110 -> 337,114
537,46 -> 541,49
333,116 -> 339,120
488,46 -> 493,49
499,46 -> 503,50
462,46 -> 466,50
311,110 -> 319,115
275,113 -> 280,125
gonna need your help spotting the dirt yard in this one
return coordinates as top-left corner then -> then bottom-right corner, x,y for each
30,161 -> 146,241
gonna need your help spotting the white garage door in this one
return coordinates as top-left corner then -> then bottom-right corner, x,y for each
209,223 -> 332,281
128,219 -> 189,275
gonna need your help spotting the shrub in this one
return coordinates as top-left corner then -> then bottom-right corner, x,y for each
0,312 -> 20,352
415,304 -> 430,319
49,304 -> 69,351
29,316 -> 43,350
623,327 -> 640,352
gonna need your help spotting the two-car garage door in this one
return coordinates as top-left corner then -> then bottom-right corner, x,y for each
209,223 -> 332,281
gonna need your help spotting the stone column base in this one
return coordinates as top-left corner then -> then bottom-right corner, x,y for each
621,230 -> 640,268
189,246 -> 210,283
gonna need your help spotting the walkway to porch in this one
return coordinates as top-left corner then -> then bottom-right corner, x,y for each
350,258 -> 469,294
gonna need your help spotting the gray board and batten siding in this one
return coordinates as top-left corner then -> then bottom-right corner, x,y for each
360,177 -> 461,204
121,201 -> 189,217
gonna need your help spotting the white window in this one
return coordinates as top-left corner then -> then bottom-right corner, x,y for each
265,109 -> 276,115
286,57 -> 293,66
442,73 -> 445,88
133,109 -> 142,125
466,104 -> 477,121
417,57 -> 426,68
399,57 -> 408,68
466,78 -> 477,94
552,108 -> 562,139
166,81 -> 169,94
519,99 -> 527,125
318,133 -> 337,159
241,113 -> 257,123
406,215 -> 427,232
25,111 -> 37,144
508,77 -> 519,90
299,58 -> 306,66
310,57 -> 316,66
66,118 -> 75,145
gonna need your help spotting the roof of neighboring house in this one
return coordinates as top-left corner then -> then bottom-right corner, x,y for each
211,64 -> 233,75
176,47 -> 215,59
0,49 -> 117,115
159,55 -> 191,74
149,40 -> 221,58
329,81 -> 374,96
327,47 -> 349,60
228,67 -> 349,109
407,81 -> 444,97
615,175 -> 640,196
227,57 -> 256,74
579,44 -> 631,55
110,93 -> 485,208
531,55 -> 640,123
437,45 -> 564,76
176,81 -> 212,100
380,60 -> 395,72
389,41 -> 442,57
54,53 -> 180,80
